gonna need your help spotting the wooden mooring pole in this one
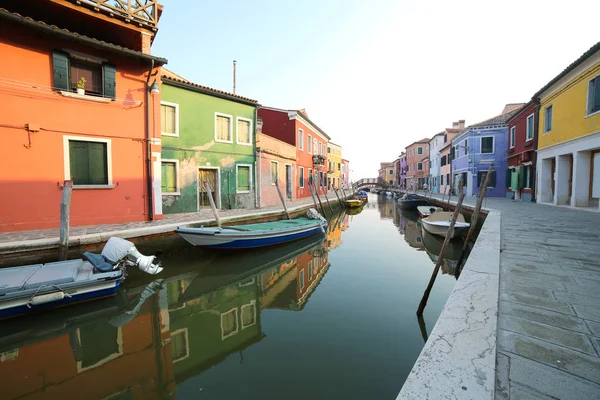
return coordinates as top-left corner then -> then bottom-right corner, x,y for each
417,180 -> 465,316
455,164 -> 493,278
323,192 -> 334,214
58,180 -> 73,260
313,183 -> 327,217
204,182 -> 221,228
333,188 -> 345,208
308,182 -> 321,214
275,180 -> 291,220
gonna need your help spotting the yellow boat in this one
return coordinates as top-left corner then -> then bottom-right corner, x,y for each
345,199 -> 363,208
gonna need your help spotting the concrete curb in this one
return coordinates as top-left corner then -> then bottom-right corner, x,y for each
397,206 -> 501,399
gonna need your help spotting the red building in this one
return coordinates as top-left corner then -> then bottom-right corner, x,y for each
258,107 -> 330,199
405,138 -> 430,190
506,101 -> 539,202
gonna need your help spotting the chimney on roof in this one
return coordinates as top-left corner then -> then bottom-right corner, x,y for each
452,120 -> 465,130
299,108 -> 308,118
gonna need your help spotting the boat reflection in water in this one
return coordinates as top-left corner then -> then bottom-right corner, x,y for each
0,228 -> 333,400
398,209 -> 425,250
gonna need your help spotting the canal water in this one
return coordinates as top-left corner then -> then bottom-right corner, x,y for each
0,194 -> 469,400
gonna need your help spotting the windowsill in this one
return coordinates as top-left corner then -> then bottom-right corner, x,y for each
585,110 -> 600,119
525,138 -> 534,143
237,191 -> 250,194
215,139 -> 233,144
162,132 -> 179,138
543,130 -> 551,135
60,91 -> 112,103
162,192 -> 180,196
509,147 -> 515,152
73,184 -> 115,190
236,142 -> 253,146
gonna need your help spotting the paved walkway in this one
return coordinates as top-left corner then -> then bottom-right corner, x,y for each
0,196 -> 333,251
422,192 -> 600,399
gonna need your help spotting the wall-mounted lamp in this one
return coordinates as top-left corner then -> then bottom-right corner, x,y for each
149,80 -> 160,95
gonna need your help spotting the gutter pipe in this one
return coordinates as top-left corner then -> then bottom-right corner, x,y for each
145,60 -> 154,220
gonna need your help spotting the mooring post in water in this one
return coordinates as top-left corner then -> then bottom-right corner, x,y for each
204,182 -> 221,228
308,181 -> 320,213
447,185 -> 452,206
324,192 -> 334,214
333,188 -> 344,208
455,164 -> 493,278
275,179 -> 291,220
417,180 -> 465,316
58,180 -> 73,260
312,181 -> 327,217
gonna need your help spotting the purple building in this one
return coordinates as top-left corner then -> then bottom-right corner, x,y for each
451,104 -> 524,197
399,152 -> 407,190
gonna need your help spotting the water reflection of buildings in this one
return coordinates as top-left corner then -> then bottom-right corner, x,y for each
0,235 -> 332,399
377,197 -> 397,220
326,213 -> 346,251
399,210 -> 424,250
0,285 -> 175,400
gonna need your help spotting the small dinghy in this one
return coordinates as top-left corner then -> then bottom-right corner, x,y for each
417,205 -> 443,218
345,199 -> 363,208
421,211 -> 470,239
177,208 -> 327,249
0,237 -> 163,319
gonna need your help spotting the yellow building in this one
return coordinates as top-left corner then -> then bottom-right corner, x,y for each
379,162 -> 394,186
327,142 -> 343,189
536,42 -> 600,209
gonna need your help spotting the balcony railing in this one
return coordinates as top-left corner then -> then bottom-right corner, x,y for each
313,155 -> 326,168
72,0 -> 159,29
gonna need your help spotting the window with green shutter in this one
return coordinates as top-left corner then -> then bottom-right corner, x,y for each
68,140 -> 108,185
237,165 -> 250,192
161,161 -> 178,193
52,50 -> 116,99
271,161 -> 278,184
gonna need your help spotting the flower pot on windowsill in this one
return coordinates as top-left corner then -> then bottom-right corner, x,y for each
76,88 -> 85,95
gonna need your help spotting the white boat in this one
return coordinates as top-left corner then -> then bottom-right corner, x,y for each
417,206 -> 443,218
421,211 -> 470,239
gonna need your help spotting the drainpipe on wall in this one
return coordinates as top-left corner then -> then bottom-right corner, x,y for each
253,106 -> 259,208
145,60 -> 155,220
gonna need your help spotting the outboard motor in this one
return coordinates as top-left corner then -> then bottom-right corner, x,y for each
101,237 -> 163,275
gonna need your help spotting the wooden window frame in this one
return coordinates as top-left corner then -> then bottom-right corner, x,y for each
160,101 -> 179,137
480,136 -> 494,154
509,126 -> 516,149
298,129 -> 304,150
236,164 -> 252,194
214,112 -> 233,143
526,113 -> 535,141
161,159 -> 180,195
236,116 -> 253,146
63,135 -> 113,189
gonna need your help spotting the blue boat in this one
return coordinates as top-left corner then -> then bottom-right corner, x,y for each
0,237 -> 163,319
176,209 -> 327,249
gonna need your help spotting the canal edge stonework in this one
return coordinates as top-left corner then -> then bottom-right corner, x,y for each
398,209 -> 501,399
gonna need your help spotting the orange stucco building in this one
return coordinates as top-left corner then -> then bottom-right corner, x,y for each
0,1 -> 167,232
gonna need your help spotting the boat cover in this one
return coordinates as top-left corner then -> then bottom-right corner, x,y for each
0,260 -> 94,296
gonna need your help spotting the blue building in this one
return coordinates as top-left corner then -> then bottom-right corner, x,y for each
451,104 -> 524,197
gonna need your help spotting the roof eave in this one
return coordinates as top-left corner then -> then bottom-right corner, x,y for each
532,41 -> 600,99
0,8 -> 168,65
162,77 -> 258,106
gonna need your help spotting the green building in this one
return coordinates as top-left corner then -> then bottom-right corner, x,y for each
160,73 -> 258,213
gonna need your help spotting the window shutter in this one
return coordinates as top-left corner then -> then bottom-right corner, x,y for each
102,63 -> 117,99
52,51 -> 70,91
506,168 -> 512,188
518,166 -> 525,189
88,142 -> 108,185
238,166 -> 249,191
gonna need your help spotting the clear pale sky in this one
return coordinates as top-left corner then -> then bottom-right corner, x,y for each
152,0 -> 599,181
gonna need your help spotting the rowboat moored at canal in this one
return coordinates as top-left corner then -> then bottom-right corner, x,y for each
176,209 -> 327,249
0,237 -> 163,319
421,211 -> 470,239
397,193 -> 430,210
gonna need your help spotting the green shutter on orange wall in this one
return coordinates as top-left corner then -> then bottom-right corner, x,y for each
52,51 -> 70,91
102,63 -> 116,100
